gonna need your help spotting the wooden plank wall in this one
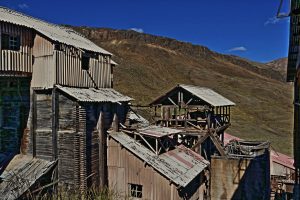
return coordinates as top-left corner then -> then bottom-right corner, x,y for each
107,138 -> 197,200
31,34 -> 55,88
34,92 -> 53,161
0,22 -> 33,73
57,94 -> 88,191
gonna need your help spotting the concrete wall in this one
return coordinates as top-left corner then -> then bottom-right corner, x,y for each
210,153 -> 270,200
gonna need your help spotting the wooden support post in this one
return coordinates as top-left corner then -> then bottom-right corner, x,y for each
112,113 -> 119,132
51,87 -> 59,191
31,89 -> 37,157
184,109 -> 187,129
52,88 -> 58,161
156,139 -> 159,155
97,112 -> 106,188
174,107 -> 178,127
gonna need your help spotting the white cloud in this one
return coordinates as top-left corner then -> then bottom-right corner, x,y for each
130,28 -> 144,33
228,46 -> 247,52
264,16 -> 280,26
18,3 -> 29,9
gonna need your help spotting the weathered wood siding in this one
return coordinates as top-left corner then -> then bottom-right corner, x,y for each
34,92 -> 53,161
210,155 -> 270,200
0,77 -> 30,154
31,34 -> 55,88
0,22 -> 33,74
32,42 -> 112,89
57,94 -> 88,191
55,46 -> 112,88
107,138 -> 200,200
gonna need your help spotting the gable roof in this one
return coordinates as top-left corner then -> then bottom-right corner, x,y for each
57,85 -> 133,103
109,131 -> 209,188
0,7 -> 111,55
151,84 -> 235,107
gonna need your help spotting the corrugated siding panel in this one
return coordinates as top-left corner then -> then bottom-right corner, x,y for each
107,138 -> 195,200
55,47 -> 112,88
0,22 -> 33,73
0,7 -> 111,55
31,34 -> 54,88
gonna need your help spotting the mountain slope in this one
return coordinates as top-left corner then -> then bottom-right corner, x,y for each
73,27 -> 293,155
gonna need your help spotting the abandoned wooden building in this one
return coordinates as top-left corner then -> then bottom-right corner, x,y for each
150,84 -> 235,160
0,6 -> 132,197
107,126 -> 210,200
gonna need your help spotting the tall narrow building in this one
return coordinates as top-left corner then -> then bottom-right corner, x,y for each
287,0 -> 300,197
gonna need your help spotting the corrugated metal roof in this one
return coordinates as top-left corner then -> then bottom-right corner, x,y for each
0,155 -> 55,200
56,85 -> 133,103
128,111 -> 150,127
0,7 -> 111,55
138,125 -> 183,138
179,84 -> 235,107
110,59 -> 118,66
109,131 -> 209,187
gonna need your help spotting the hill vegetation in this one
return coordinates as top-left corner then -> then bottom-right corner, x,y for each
73,27 -> 293,155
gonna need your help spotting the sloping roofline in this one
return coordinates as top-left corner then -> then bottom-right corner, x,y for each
0,7 -> 111,55
150,84 -> 235,107
109,131 -> 209,188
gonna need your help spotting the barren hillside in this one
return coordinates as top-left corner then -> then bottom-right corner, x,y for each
73,27 -> 293,155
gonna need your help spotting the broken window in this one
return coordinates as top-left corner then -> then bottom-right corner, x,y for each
82,53 -> 90,70
2,34 -> 20,51
128,183 -> 143,198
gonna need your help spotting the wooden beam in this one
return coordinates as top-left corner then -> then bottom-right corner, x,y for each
51,88 -> 58,191
137,133 -> 156,154
192,131 -> 210,150
168,97 -> 178,107
97,112 -> 106,188
31,89 -> 37,157
186,98 -> 193,105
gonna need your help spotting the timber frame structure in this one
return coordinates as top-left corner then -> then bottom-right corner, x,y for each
150,84 -> 235,160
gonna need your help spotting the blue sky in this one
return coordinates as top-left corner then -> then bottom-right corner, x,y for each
0,0 -> 291,62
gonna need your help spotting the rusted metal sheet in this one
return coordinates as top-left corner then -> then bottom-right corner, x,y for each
138,125 -> 183,138
0,7 -> 111,55
56,85 -> 132,103
109,131 -> 209,187
0,155 -> 55,200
